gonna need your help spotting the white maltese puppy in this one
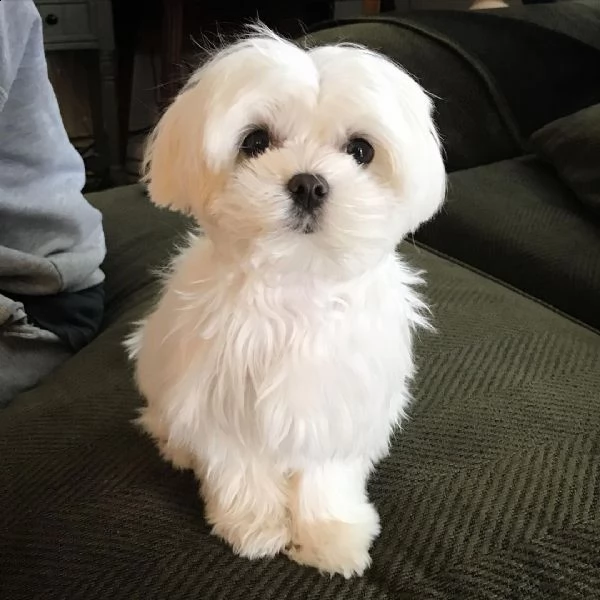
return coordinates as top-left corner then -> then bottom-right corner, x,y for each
127,27 -> 445,578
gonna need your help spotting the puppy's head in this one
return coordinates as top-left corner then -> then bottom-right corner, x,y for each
144,28 -> 445,271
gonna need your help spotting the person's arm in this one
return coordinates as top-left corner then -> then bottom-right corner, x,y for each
0,0 -> 105,297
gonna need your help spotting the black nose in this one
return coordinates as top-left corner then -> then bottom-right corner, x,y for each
287,173 -> 329,212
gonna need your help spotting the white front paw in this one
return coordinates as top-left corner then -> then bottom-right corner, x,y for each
286,503 -> 380,578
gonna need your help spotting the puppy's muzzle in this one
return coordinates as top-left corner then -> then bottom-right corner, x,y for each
287,173 -> 329,213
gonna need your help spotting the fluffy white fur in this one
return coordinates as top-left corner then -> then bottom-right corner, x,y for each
126,27 -> 446,578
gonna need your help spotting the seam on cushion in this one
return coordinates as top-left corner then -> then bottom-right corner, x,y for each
410,239 -> 600,337
305,16 -> 525,153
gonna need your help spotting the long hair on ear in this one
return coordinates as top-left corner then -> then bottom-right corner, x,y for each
141,95 -> 192,213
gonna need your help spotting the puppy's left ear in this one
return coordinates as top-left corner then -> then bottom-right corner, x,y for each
399,91 -> 446,234
411,110 -> 446,232
379,56 -> 446,232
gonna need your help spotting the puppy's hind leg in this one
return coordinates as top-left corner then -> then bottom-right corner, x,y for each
200,458 -> 291,559
136,405 -> 196,471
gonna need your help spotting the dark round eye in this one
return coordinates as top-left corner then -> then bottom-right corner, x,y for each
240,128 -> 270,157
346,137 -> 374,165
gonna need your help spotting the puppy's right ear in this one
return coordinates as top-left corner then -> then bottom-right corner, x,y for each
142,97 -> 191,213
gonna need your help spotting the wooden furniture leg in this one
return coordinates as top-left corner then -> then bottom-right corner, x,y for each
363,0 -> 381,14
95,0 -> 122,183
160,0 -> 184,108
113,0 -> 140,166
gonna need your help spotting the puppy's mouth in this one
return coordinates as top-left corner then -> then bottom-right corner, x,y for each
290,207 -> 320,234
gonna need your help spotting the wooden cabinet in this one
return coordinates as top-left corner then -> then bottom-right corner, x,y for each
35,0 -> 122,185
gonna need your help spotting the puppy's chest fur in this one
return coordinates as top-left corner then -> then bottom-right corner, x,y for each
134,242 -> 421,466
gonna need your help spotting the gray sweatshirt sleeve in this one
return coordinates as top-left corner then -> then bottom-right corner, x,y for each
0,0 -> 105,297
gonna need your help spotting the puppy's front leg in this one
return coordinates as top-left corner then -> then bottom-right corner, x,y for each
200,459 -> 290,559
287,459 -> 380,578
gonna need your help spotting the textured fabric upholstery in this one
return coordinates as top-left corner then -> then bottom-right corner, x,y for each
1,186 -> 599,599
2,3 -> 600,598
416,156 -> 600,330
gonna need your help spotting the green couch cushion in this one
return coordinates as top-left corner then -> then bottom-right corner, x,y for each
397,5 -> 600,138
416,156 -> 600,331
90,184 -> 193,328
531,103 -> 600,216
1,185 -> 599,598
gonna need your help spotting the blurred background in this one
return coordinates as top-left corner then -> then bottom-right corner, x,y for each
41,0 -> 560,187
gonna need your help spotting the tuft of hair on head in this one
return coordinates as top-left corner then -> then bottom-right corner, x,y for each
179,21 -> 296,95
240,20 -> 290,43
219,20 -> 299,63
185,21 -> 281,76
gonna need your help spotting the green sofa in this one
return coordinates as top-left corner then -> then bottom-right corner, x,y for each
2,3 -> 600,598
